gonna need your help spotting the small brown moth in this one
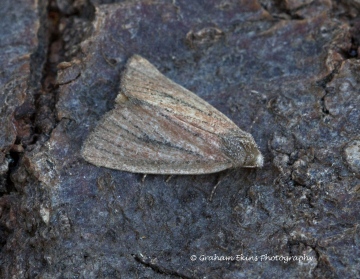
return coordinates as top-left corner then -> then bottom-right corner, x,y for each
81,55 -> 263,174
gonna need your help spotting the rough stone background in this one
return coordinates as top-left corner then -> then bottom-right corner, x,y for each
0,0 -> 359,278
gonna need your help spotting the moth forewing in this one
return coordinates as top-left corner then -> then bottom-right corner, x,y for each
81,55 -> 263,174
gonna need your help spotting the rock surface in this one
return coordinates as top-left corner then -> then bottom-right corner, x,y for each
0,0 -> 359,278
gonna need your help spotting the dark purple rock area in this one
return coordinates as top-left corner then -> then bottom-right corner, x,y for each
0,0 -> 359,278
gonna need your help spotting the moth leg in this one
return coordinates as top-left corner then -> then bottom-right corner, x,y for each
208,180 -> 220,202
165,175 -> 174,183
208,172 -> 228,202
141,174 -> 147,183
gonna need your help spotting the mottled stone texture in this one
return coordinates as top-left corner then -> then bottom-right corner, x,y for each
0,0 -> 359,278
0,0 -> 49,278
0,0 -> 37,188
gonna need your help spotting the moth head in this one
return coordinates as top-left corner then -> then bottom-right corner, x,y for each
221,131 -> 264,168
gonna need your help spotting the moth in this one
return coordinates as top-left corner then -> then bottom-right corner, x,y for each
81,55 -> 263,174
